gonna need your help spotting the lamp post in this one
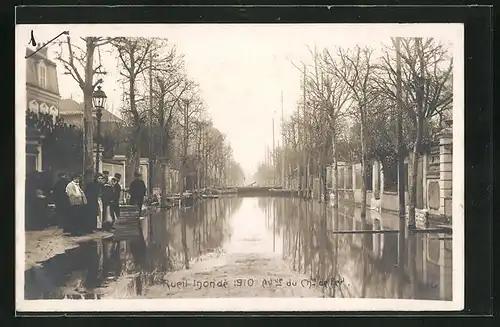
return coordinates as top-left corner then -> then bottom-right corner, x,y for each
92,85 -> 107,176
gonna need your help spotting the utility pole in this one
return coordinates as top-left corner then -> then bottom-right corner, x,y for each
197,124 -> 201,191
264,146 -> 268,186
148,50 -> 153,197
272,115 -> 275,187
395,37 -> 406,264
297,109 -> 302,193
302,63 -> 308,198
281,90 -> 285,189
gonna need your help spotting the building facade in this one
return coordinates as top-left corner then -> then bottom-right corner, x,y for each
25,44 -> 61,173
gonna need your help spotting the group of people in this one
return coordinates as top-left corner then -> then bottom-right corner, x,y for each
51,171 -> 147,236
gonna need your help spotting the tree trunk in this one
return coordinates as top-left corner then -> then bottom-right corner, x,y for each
297,163 -> 301,194
159,132 -> 167,206
360,113 -> 367,221
408,37 -> 425,229
82,42 -> 96,185
408,116 -> 423,229
317,156 -> 322,202
323,166 -> 328,202
204,153 -> 208,188
126,125 -> 141,186
160,163 -> 166,205
306,156 -> 311,199
332,132 -> 339,208
127,73 -> 141,183
82,91 -> 94,185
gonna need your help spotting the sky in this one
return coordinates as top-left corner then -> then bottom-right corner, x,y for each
17,24 -> 462,181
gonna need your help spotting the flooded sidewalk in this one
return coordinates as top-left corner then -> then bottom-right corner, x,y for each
25,226 -> 113,271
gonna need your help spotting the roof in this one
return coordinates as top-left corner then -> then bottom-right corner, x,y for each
26,47 -> 57,67
25,46 -> 60,96
58,99 -> 123,123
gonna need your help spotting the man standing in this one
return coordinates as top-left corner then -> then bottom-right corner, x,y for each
129,172 -> 146,214
101,177 -> 116,231
52,172 -> 70,232
112,173 -> 122,218
85,173 -> 105,233
65,173 -> 87,236
102,171 -> 110,183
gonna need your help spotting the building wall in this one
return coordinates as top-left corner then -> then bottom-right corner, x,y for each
329,131 -> 452,218
25,46 -> 61,173
26,47 -> 60,116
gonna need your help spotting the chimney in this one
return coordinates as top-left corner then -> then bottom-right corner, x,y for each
36,42 -> 48,57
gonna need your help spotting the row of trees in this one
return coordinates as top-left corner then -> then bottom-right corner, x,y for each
254,37 -> 453,228
56,36 -> 245,197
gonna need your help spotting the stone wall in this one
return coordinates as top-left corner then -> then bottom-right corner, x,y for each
439,129 -> 453,218
327,129 -> 453,221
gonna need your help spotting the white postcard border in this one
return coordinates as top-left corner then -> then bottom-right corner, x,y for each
15,23 -> 465,312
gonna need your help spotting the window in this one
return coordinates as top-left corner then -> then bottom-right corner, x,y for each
39,103 -> 49,114
38,61 -> 47,88
28,100 -> 39,113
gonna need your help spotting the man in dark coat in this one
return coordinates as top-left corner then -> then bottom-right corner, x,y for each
102,171 -> 110,183
84,173 -> 105,233
129,172 -> 146,214
101,177 -> 115,231
52,172 -> 70,232
112,173 -> 122,219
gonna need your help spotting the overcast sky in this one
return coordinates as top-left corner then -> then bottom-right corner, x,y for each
17,24 -> 462,180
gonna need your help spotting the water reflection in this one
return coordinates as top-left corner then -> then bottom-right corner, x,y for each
25,196 -> 452,301
25,197 -> 243,299
266,198 -> 453,301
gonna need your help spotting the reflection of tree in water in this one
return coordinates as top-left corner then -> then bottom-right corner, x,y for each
60,239 -> 120,299
151,198 -> 240,272
82,239 -> 104,290
113,197 -> 246,294
181,212 -> 190,269
281,198 -> 413,299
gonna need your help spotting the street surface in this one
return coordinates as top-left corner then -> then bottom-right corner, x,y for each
24,196 -> 453,300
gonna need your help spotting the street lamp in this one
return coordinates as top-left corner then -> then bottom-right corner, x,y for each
92,85 -> 107,175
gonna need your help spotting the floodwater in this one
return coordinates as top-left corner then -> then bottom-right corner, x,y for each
24,197 -> 453,300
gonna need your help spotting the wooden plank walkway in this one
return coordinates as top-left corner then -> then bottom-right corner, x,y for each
112,205 -> 142,240
328,227 -> 452,235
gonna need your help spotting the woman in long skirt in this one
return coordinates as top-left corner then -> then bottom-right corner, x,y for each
65,173 -> 87,235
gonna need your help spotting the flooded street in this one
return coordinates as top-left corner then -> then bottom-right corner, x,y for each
25,197 -> 452,300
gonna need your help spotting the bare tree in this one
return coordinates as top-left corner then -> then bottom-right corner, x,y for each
178,91 -> 204,192
203,125 -> 226,188
153,67 -> 194,202
111,37 -> 154,182
381,37 -> 453,227
304,46 -> 352,206
334,45 -> 377,220
56,36 -> 112,183
111,37 -> 178,183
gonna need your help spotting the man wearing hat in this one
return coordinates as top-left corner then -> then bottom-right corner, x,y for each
112,173 -> 122,219
129,172 -> 146,214
102,171 -> 110,183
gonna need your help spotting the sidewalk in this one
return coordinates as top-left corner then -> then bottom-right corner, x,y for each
25,226 -> 113,271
